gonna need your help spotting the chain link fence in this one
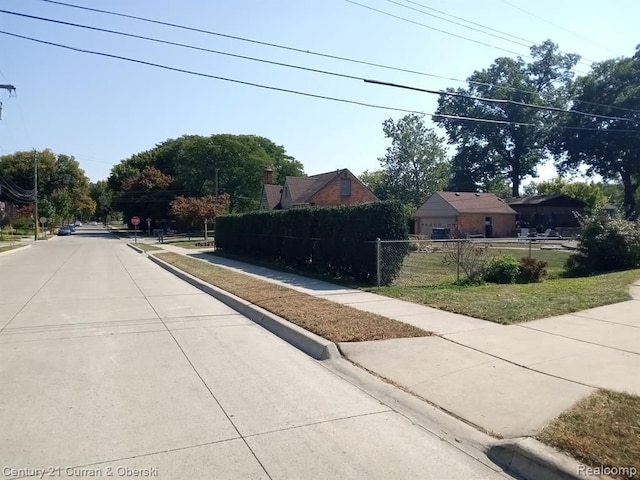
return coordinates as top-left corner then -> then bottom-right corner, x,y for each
375,237 -> 573,287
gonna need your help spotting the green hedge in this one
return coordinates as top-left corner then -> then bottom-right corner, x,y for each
215,201 -> 408,283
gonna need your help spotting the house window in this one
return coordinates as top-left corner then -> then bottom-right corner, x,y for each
340,178 -> 351,196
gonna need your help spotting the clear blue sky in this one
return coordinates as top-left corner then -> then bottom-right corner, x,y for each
0,0 -> 637,184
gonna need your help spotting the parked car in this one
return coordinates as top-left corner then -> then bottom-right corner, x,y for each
57,226 -> 71,236
74,221 -> 82,227
67,224 -> 76,233
430,228 -> 451,240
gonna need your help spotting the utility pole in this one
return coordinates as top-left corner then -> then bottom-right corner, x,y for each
33,149 -> 38,241
214,168 -> 219,198
0,85 -> 16,121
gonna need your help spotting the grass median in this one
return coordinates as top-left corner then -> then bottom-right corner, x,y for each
156,252 -> 430,343
538,390 -> 640,480
133,243 -> 162,252
0,245 -> 22,254
372,268 -> 640,324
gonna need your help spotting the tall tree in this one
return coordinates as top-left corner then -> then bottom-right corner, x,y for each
108,134 -> 304,214
115,166 -> 173,224
435,40 -> 579,197
556,47 -> 640,217
359,169 -> 392,200
89,180 -> 115,222
377,114 -> 449,206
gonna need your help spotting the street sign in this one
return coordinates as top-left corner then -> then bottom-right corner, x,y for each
131,216 -> 140,226
39,216 -> 47,224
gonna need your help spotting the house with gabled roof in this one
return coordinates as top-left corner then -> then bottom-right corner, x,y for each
415,191 -> 517,238
260,168 -> 377,210
506,194 -> 585,228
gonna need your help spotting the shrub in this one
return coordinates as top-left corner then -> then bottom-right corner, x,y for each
518,257 -> 547,283
13,216 -> 33,231
215,201 -> 408,284
442,241 -> 491,283
483,254 -> 519,284
566,211 -> 640,275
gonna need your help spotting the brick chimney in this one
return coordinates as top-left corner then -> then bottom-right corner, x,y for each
263,167 -> 274,185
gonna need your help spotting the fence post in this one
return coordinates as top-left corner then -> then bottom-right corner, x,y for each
376,238 -> 381,288
528,238 -> 532,258
456,239 -> 461,282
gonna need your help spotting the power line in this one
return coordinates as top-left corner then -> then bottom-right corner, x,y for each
1,30 -> 637,132
391,0 -> 599,66
32,0 -> 640,116
2,9 -> 634,125
0,30 -> 534,127
0,10 -> 365,82
381,0 -> 530,48
343,0 -> 531,59
499,0 -> 619,55
364,79 -> 638,124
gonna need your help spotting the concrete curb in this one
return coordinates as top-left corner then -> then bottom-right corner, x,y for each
126,242 -> 612,480
0,244 -> 32,256
488,437 -> 609,480
130,246 -> 340,360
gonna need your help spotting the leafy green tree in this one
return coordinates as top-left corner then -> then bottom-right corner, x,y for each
359,169 -> 392,200
436,40 -> 579,197
108,134 -> 303,215
50,188 -> 73,224
528,177 -> 608,213
89,181 -> 114,222
556,47 -> 640,217
377,114 -> 449,206
115,166 -> 174,224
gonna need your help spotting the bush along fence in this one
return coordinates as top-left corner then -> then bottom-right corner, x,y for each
215,201 -> 408,284
375,237 -> 571,287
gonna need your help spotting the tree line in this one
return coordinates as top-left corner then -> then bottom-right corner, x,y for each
2,40 -> 638,231
361,40 -> 640,217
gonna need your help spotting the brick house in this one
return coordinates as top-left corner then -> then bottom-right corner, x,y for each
506,194 -> 586,228
414,191 -> 517,238
260,168 -> 377,210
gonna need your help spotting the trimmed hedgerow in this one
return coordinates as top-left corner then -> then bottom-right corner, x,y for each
215,201 -> 408,284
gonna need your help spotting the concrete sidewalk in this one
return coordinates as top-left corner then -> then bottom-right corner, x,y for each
156,244 -> 640,439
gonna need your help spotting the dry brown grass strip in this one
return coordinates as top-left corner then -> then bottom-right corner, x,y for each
157,252 -> 430,343
133,243 -> 162,252
538,390 -> 640,480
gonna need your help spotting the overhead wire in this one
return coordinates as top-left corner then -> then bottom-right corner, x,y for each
30,0 -> 640,116
343,0 -> 531,59
1,30 -> 638,133
499,0 -> 619,55
1,9 -> 636,125
388,0 -> 599,66
0,30 -> 536,127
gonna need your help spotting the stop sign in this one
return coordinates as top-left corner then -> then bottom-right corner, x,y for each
131,216 -> 140,226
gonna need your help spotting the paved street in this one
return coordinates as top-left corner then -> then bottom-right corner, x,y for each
0,227 -> 509,480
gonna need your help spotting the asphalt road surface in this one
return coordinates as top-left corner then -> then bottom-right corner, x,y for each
0,226 -> 510,479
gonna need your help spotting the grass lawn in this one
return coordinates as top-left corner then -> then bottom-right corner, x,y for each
132,243 -> 162,252
371,268 -> 640,324
396,244 -> 571,287
538,390 -> 640,480
156,252 -> 429,343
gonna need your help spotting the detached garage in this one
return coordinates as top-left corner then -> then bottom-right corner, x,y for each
414,191 -> 517,238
